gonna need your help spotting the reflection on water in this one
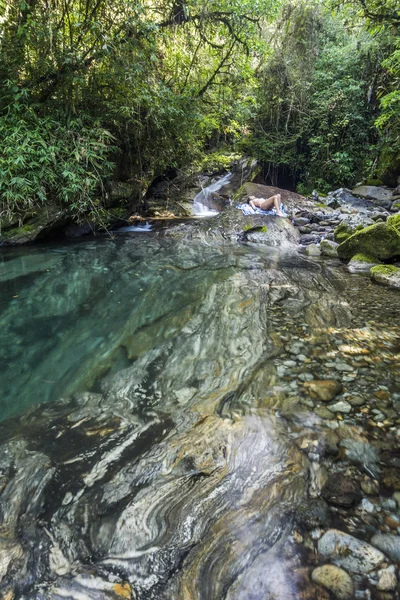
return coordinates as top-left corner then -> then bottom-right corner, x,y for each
0,235 -> 400,599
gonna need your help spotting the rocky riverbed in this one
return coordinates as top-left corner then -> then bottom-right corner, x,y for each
0,226 -> 400,599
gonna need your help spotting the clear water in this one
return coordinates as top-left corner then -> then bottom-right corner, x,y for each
1,232 -> 400,599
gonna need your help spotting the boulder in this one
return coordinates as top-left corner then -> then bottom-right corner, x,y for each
347,253 -> 381,273
370,534 -> 400,561
337,222 -> 400,260
352,185 -> 393,209
234,182 -> 312,215
311,565 -> 354,600
370,265 -> 400,289
318,530 -> 386,574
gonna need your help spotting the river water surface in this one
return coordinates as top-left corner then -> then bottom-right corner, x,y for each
0,231 -> 399,599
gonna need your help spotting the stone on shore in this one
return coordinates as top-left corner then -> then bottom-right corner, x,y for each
320,239 -> 339,257
352,185 -> 393,209
318,530 -> 386,574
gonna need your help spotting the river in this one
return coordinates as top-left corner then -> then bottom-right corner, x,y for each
0,228 -> 399,599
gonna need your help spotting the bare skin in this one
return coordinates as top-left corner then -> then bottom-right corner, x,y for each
248,194 -> 284,217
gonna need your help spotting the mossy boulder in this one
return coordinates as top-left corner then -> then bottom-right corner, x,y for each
337,222 -> 400,261
370,264 -> 400,289
334,221 -> 363,243
348,253 -> 381,273
391,201 -> 400,212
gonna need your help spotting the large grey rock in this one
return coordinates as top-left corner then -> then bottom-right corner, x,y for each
318,530 -> 386,574
370,534 -> 400,561
352,185 -> 393,209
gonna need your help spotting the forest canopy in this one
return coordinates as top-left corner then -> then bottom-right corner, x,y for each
0,0 -> 399,222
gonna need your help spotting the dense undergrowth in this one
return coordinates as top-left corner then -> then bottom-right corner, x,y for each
0,0 -> 399,224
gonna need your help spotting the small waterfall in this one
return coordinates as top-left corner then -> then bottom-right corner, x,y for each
193,172 -> 233,215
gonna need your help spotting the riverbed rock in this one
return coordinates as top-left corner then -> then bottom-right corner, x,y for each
296,498 -> 331,530
321,473 -> 361,507
328,400 -> 352,413
302,380 -> 343,402
318,530 -> 386,574
370,534 -> 400,561
165,205 -> 300,248
311,565 -> 354,600
370,265 -> 400,289
347,253 -> 381,273
337,222 -> 400,261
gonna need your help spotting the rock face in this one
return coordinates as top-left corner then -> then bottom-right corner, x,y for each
337,222 -> 400,260
311,565 -> 354,600
318,530 -> 386,574
370,264 -> 400,289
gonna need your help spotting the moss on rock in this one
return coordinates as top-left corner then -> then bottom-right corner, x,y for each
334,221 -> 360,243
370,264 -> 400,289
351,253 -> 380,263
337,222 -> 400,261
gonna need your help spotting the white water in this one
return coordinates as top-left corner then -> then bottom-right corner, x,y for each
192,172 -> 233,215
117,223 -> 153,232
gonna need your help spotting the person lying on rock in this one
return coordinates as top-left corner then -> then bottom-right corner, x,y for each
248,194 -> 284,217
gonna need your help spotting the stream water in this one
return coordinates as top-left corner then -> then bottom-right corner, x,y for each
0,229 -> 400,599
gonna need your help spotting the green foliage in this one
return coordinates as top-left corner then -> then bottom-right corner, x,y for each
0,88 -> 115,223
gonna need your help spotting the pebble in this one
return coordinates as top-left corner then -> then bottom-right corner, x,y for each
335,363 -> 354,372
329,400 -> 352,414
302,380 -> 343,402
318,530 -> 385,574
376,566 -> 397,591
311,564 -> 354,600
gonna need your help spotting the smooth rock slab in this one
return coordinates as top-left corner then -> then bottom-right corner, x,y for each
370,534 -> 400,561
311,564 -> 354,600
318,530 -> 386,574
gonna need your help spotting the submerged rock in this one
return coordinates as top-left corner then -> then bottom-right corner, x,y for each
321,473 -> 361,507
318,530 -> 386,574
302,380 -> 342,402
311,565 -> 354,600
370,534 -> 400,561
